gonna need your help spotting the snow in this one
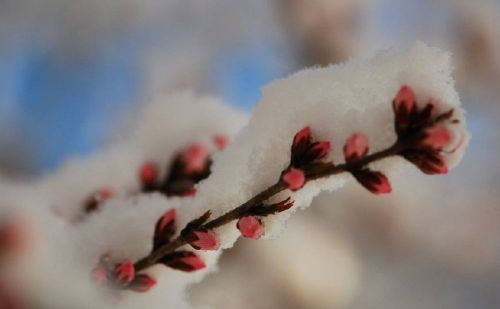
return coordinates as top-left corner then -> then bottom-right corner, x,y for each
0,42 -> 468,308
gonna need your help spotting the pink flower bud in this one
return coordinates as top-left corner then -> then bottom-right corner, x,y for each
293,126 -> 312,149
140,162 -> 158,185
237,216 -> 264,240
353,169 -> 392,194
213,134 -> 229,150
393,85 -> 416,115
182,143 -> 208,174
393,85 -> 416,132
158,209 -> 176,232
91,266 -> 109,285
129,274 -> 156,292
188,230 -> 219,250
161,251 -> 206,272
419,126 -> 451,150
113,259 -> 135,286
153,209 -> 177,250
344,133 -> 369,162
281,168 -> 306,191
290,127 -> 332,167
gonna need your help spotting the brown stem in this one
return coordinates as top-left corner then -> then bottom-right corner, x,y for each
134,141 -> 402,272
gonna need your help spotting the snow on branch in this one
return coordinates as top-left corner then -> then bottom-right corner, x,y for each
0,43 -> 469,308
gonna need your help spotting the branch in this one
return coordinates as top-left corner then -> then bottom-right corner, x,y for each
134,141 -> 401,272
96,84 -> 466,294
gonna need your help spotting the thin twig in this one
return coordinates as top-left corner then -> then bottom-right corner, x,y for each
134,141 -> 402,272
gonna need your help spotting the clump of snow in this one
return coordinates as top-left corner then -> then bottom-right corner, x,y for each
0,42 -> 468,308
192,42 -> 468,243
34,92 -> 246,221
1,93 -> 246,308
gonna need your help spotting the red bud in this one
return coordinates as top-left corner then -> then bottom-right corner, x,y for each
188,230 -> 219,250
293,126 -> 312,149
344,133 -> 368,162
281,168 -> 306,191
182,143 -> 209,174
237,216 -> 264,240
113,259 -> 135,286
213,134 -> 229,150
161,251 -> 206,272
158,209 -> 176,232
128,274 -> 156,292
419,126 -> 451,150
393,85 -> 417,133
140,162 -> 158,185
352,169 -> 392,194
393,85 -> 416,115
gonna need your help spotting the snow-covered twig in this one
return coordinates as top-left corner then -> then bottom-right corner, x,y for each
0,43 -> 469,308
121,83 -> 464,282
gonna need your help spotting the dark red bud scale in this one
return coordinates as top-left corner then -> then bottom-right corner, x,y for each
160,251 -> 206,272
293,126 -> 312,149
352,169 -> 392,195
403,150 -> 448,175
392,85 -> 417,130
307,141 -> 331,160
128,274 -> 156,292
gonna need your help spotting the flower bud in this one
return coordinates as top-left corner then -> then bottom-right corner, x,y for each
128,274 -> 156,292
344,133 -> 368,162
237,216 -> 264,240
281,168 -> 306,191
113,259 -> 135,286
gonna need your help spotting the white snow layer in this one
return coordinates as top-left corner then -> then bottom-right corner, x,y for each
0,42 -> 468,309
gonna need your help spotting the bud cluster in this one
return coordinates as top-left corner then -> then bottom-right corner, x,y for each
81,135 -> 229,217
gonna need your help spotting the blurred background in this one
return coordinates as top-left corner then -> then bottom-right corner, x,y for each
1,0 -> 499,308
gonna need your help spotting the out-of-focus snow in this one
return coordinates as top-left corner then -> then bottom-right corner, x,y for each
1,93 -> 246,309
34,92 -> 246,221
